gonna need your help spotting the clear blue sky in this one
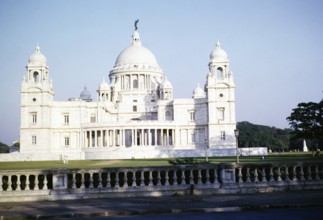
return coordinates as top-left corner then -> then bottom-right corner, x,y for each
0,0 -> 322,145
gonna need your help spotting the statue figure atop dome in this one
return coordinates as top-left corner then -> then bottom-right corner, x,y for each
134,19 -> 139,30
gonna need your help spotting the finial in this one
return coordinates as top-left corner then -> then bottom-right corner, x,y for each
134,19 -> 139,31
35,43 -> 40,53
216,40 -> 221,48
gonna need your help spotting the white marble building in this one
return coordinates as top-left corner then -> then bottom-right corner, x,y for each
18,27 -> 237,160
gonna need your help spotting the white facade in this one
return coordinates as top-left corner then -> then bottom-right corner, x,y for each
18,29 -> 237,160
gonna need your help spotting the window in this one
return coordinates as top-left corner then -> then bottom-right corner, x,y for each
218,108 -> 225,121
220,131 -> 226,140
133,79 -> 138,89
64,137 -> 70,146
31,112 -> 37,124
32,135 -> 37,145
217,67 -> 223,79
191,132 -> 196,143
190,111 -> 195,122
133,106 -> 137,112
90,114 -> 96,123
33,71 -> 39,83
165,111 -> 172,121
64,113 -> 69,125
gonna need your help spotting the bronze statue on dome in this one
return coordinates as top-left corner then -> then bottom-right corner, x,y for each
134,19 -> 139,30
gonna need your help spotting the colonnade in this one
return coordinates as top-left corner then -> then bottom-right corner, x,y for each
84,128 -> 175,148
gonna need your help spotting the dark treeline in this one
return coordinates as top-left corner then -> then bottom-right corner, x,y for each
237,121 -> 315,151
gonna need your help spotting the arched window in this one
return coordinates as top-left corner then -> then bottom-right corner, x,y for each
217,67 -> 223,79
33,71 -> 39,82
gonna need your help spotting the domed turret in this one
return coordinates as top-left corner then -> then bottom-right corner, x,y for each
193,83 -> 205,98
210,41 -> 228,62
28,45 -> 47,66
98,78 -> 110,91
160,77 -> 172,89
80,86 -> 92,102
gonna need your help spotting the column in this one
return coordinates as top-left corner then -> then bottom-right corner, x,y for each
166,129 -> 169,146
154,129 -> 157,146
94,130 -> 97,147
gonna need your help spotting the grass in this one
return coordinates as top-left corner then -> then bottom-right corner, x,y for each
0,152 -> 322,170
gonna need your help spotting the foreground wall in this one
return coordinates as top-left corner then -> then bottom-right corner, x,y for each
0,161 -> 322,202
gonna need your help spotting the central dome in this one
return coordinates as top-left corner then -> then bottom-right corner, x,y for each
114,31 -> 159,67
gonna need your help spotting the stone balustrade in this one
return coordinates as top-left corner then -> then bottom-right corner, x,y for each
1,162 -> 322,202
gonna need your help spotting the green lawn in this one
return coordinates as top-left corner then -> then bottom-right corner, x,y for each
0,152 -> 322,170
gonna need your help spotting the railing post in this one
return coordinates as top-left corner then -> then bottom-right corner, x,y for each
43,174 -> 48,190
7,175 -> 12,191
34,174 -> 39,190
254,168 -> 259,183
314,165 -> 320,180
292,166 -> 297,181
269,167 -> 274,182
285,167 -> 290,182
165,170 -> 169,186
220,163 -> 236,184
214,168 -> 218,184
197,169 -> 202,184
107,172 -> 111,188
25,175 -> 30,190
205,169 -> 211,185
181,170 -> 186,185
300,165 -> 305,181
173,170 -> 177,185
0,175 -> 2,191
277,167 -> 282,182
246,167 -> 251,183
16,175 -> 21,191
307,165 -> 312,180
261,168 -> 267,182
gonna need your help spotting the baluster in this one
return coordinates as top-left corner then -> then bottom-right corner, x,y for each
214,168 -> 218,184
97,172 -> 102,188
181,170 -> 186,185
299,165 -> 305,181
165,170 -> 169,186
292,166 -> 297,181
269,167 -> 274,182
140,171 -> 144,186
148,171 -> 153,186
70,173 -> 76,189
314,165 -> 320,180
16,175 -> 21,191
277,167 -> 282,182
189,170 -> 194,184
307,166 -> 312,180
115,172 -> 120,187
25,175 -> 30,190
132,171 -> 136,187
156,170 -> 161,186
80,173 -> 85,189
7,175 -> 12,191
43,174 -> 48,190
34,174 -> 39,190
89,173 -> 94,188
237,168 -> 243,183
261,168 -> 267,182
246,168 -> 251,183
205,169 -> 211,185
0,175 -> 2,191
173,170 -> 177,185
285,167 -> 290,182
197,169 -> 202,184
254,168 -> 259,183
107,173 -> 111,188
124,171 -> 129,188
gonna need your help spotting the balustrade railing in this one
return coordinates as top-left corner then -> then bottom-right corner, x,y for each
1,162 -> 322,201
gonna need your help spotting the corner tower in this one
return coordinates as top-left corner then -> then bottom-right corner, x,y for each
206,41 -> 236,152
20,46 -> 54,153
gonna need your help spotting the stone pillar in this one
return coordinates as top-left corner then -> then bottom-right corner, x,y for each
220,163 -> 236,184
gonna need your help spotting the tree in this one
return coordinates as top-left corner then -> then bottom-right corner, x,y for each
286,99 -> 323,149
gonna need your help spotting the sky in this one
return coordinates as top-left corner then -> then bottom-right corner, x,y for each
0,0 -> 322,145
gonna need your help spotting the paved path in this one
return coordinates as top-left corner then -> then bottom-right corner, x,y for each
1,190 -> 323,219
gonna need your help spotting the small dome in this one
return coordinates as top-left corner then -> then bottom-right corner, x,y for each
98,78 -> 110,90
160,77 -> 172,89
114,31 -> 159,67
193,83 -> 205,98
28,45 -> 47,66
210,41 -> 228,61
80,86 -> 92,102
